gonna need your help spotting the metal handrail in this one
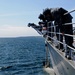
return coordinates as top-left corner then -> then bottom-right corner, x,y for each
47,31 -> 75,37
64,9 -> 75,15
47,22 -> 75,28
47,21 -> 75,53
47,35 -> 75,51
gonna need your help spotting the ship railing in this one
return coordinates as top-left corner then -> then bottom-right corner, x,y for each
46,21 -> 75,60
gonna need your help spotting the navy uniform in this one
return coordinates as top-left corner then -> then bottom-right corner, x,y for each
43,7 -> 73,59
38,14 -> 53,40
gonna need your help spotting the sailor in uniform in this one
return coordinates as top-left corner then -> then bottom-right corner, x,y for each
43,7 -> 73,59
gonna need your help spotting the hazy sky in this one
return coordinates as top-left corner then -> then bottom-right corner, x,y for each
0,0 -> 75,37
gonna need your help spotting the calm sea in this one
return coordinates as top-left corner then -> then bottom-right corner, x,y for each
0,36 -> 50,75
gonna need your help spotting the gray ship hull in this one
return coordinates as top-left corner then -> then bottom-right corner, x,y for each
47,41 -> 75,75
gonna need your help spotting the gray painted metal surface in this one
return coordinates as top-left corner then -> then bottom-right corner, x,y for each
47,41 -> 75,75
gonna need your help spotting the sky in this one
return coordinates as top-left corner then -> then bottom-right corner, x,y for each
0,0 -> 75,37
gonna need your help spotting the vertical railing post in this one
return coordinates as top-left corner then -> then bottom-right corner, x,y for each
44,39 -> 50,67
58,29 -> 60,49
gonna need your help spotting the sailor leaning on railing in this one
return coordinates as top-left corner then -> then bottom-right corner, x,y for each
28,7 -> 75,60
38,7 -> 75,60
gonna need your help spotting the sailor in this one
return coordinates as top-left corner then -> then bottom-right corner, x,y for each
38,14 -> 52,40
38,14 -> 47,37
28,23 -> 42,32
43,7 -> 73,59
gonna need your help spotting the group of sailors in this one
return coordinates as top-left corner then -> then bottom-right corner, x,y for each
28,7 -> 75,60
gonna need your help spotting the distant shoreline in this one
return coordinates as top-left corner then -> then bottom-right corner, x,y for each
0,36 -> 42,39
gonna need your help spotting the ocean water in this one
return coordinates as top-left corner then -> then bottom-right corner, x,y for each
0,36 -> 50,75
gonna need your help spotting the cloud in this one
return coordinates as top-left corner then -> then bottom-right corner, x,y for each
0,13 -> 24,17
0,25 -> 40,37
0,11 -> 40,17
